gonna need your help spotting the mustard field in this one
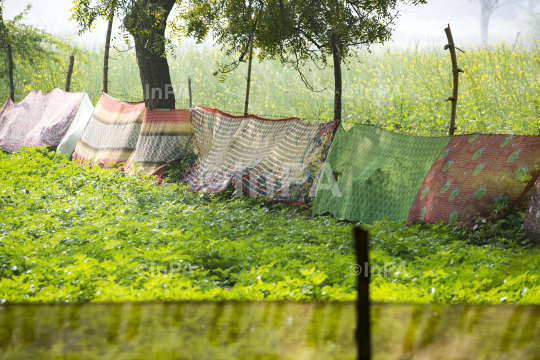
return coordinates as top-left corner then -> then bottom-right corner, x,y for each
2,41 -> 540,136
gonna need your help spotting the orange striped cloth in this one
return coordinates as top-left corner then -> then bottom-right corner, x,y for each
123,109 -> 194,177
72,93 -> 145,168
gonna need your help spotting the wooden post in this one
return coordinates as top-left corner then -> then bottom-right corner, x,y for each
244,31 -> 254,116
7,44 -> 14,102
444,25 -> 464,136
353,226 -> 371,360
65,55 -> 74,92
188,77 -> 192,108
331,31 -> 342,121
103,6 -> 115,94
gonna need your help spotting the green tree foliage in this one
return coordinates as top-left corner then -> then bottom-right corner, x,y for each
179,0 -> 427,88
0,3 -> 69,91
71,0 -> 177,109
70,0 -> 175,54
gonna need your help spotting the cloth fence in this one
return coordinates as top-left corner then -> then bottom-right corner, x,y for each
72,93 -> 145,168
0,89 -> 84,153
408,134 -> 540,226
312,124 -> 452,223
124,109 -> 194,177
57,93 -> 94,157
182,106 -> 337,204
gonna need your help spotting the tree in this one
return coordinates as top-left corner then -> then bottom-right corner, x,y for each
473,0 -> 520,44
1,3 -> 70,99
179,0 -> 427,120
71,0 -> 177,109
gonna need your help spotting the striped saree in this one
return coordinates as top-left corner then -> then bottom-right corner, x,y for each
123,109 -> 194,177
72,93 -> 145,168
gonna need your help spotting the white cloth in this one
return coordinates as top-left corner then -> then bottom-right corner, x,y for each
57,93 -> 94,156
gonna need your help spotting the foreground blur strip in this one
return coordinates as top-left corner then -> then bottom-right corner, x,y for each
0,301 -> 539,360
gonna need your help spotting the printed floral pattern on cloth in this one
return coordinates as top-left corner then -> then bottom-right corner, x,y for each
181,106 -> 338,204
408,134 -> 540,226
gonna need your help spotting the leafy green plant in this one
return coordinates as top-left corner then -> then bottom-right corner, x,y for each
0,148 -> 539,304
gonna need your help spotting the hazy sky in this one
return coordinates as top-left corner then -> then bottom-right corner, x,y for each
3,0 -> 536,48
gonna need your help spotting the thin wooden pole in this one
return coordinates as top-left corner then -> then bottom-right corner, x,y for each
103,6 -> 115,94
244,31 -> 254,116
331,31 -> 342,121
444,24 -> 463,136
188,77 -> 192,108
7,43 -> 14,102
65,55 -> 74,92
353,226 -> 371,360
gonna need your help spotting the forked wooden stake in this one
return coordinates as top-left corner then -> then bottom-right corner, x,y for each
353,226 -> 371,360
444,25 -> 464,136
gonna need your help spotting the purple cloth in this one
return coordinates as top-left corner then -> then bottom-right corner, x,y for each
0,89 -> 84,153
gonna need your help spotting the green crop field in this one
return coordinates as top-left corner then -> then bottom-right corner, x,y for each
2,40 -> 540,135
1,39 -> 540,305
1,148 -> 539,304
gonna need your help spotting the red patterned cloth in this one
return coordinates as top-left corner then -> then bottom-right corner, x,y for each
123,109 -> 194,177
408,134 -> 540,226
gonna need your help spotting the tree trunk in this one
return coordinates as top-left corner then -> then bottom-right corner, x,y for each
479,0 -> 497,45
124,0 -> 176,109
480,5 -> 490,44
331,31 -> 342,121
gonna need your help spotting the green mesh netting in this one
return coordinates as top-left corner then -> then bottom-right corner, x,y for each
312,124 -> 452,223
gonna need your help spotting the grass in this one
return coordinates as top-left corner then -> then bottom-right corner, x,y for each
0,148 -> 539,304
2,40 -> 540,135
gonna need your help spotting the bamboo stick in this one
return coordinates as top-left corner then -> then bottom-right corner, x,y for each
65,55 -> 74,92
188,77 -> 192,108
103,6 -> 115,94
7,44 -> 14,102
244,31 -> 254,116
331,31 -> 342,121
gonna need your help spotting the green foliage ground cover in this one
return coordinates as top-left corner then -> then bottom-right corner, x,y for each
1,148 -> 539,304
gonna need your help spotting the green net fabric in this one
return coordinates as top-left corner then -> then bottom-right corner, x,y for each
312,124 -> 452,223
